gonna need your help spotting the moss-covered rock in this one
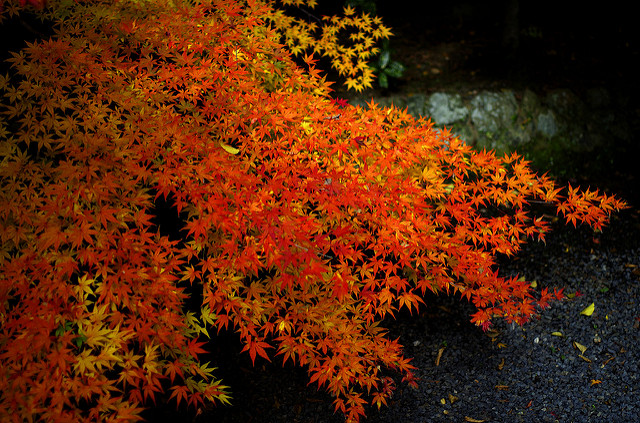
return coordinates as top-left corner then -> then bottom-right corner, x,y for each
348,87 -> 634,179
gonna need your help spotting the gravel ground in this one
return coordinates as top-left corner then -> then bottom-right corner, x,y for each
145,197 -> 640,423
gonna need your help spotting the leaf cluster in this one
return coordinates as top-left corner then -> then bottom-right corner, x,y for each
268,0 -> 393,91
0,0 -> 626,422
369,39 -> 405,89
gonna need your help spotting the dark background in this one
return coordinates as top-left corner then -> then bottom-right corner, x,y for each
360,0 -> 639,93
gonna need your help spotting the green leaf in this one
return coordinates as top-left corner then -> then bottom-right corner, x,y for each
379,50 -> 390,69
55,322 -> 73,337
385,61 -> 405,78
378,72 -> 388,88
74,334 -> 87,348
572,341 -> 588,354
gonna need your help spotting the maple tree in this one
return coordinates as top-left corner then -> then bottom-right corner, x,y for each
0,0 -> 627,422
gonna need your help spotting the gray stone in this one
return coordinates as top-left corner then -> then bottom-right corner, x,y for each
507,125 -> 533,147
520,89 -> 541,119
536,111 -> 558,137
426,92 -> 468,125
404,94 -> 427,118
452,124 -> 474,145
545,90 -> 585,122
470,91 -> 518,133
522,89 -> 540,107
346,86 -> 632,169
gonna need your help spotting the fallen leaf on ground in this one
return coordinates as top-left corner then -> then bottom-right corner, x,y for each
601,356 -> 615,368
579,354 -> 591,363
566,290 -> 583,298
580,303 -> 595,316
572,341 -> 588,354
590,379 -> 602,386
485,330 -> 501,339
464,417 -> 486,422
551,331 -> 563,337
435,347 -> 445,366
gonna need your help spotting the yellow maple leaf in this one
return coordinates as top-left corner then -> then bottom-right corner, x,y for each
345,77 -> 363,92
580,303 -> 595,316
73,350 -> 96,375
343,4 -> 356,16
220,142 -> 239,155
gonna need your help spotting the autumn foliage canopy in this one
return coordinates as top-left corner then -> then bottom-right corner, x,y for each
0,0 -> 626,421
